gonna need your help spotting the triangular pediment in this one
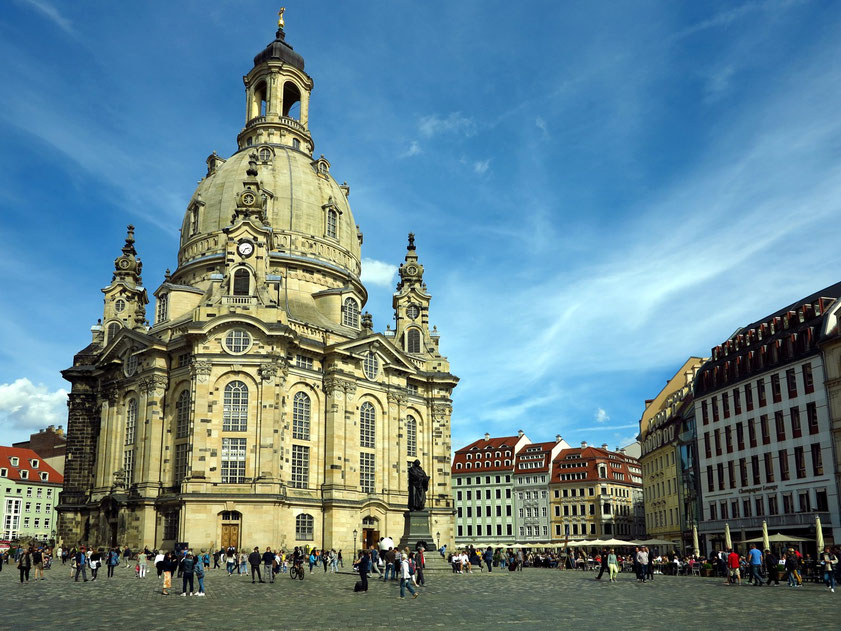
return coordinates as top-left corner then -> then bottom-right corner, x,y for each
328,333 -> 417,373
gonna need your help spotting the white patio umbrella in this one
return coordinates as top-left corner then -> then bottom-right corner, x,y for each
692,525 -> 700,557
816,515 -> 825,550
724,523 -> 732,549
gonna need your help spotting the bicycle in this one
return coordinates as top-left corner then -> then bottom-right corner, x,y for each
290,562 -> 305,580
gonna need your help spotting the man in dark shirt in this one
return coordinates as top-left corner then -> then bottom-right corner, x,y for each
248,547 -> 264,583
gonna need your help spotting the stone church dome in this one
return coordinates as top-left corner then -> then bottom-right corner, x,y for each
178,146 -> 360,280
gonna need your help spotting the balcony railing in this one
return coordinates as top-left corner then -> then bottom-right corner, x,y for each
222,296 -> 256,305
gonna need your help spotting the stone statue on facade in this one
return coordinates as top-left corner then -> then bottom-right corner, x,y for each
407,459 -> 429,511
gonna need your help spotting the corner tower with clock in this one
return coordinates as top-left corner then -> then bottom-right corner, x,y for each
57,14 -> 457,556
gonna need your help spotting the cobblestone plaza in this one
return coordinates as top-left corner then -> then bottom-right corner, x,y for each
4,564 -> 839,630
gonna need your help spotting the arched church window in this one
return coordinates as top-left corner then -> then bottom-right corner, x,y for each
407,329 -> 421,354
233,269 -> 250,296
292,392 -> 311,440
176,390 -> 190,439
107,322 -> 121,342
223,381 -> 248,432
343,297 -> 359,328
326,209 -> 338,239
156,294 -> 168,323
295,513 -> 313,540
125,399 -> 137,445
406,415 -> 417,457
360,402 -> 376,448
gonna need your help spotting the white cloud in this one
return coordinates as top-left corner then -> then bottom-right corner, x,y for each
595,408 -> 610,423
361,258 -> 398,287
418,112 -> 476,138
19,0 -> 75,36
400,141 -> 422,158
0,378 -> 67,432
473,159 -> 490,174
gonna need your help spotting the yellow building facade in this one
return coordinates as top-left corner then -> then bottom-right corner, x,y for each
57,23 -> 457,553
638,358 -> 704,545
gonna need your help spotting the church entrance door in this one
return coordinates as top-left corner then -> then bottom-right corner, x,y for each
221,524 -> 239,549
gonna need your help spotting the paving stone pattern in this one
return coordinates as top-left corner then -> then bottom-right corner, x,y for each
3,563 -> 839,630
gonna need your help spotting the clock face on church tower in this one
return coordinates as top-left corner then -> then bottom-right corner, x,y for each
237,240 -> 254,257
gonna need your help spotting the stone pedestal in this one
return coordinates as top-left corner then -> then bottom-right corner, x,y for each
398,509 -> 434,552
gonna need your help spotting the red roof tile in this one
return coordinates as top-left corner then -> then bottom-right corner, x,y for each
0,446 -> 64,485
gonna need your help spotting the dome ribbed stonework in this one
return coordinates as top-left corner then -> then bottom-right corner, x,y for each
178,146 -> 360,280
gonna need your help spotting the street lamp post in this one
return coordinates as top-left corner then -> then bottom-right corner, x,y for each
353,529 -> 358,556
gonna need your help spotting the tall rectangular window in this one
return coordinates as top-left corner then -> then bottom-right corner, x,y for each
811,444 -> 823,476
221,438 -> 246,483
779,449 -> 790,480
771,374 -> 782,403
794,446 -> 806,479
174,443 -> 188,484
745,384 -> 754,411
757,379 -> 767,406
803,362 -> 814,394
786,368 -> 797,398
360,452 -> 375,494
764,452 -> 774,483
791,407 -> 802,438
775,411 -> 786,441
807,402 -> 819,435
291,445 -> 310,488
760,415 -> 770,445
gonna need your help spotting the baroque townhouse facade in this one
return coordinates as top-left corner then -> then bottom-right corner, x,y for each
1,447 -> 63,542
513,438 -> 570,542
452,433 -> 530,547
549,444 -> 644,541
695,283 -> 841,552
638,357 -> 705,547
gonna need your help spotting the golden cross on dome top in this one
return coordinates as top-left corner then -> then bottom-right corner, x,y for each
278,7 -> 285,29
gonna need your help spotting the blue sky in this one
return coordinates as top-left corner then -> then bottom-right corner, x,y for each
2,1 -> 841,453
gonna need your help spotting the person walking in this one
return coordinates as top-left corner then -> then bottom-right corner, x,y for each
161,552 -> 177,595
636,547 -> 649,583
263,546 -> 275,583
194,555 -> 206,596
399,553 -> 419,599
180,552 -> 195,596
89,548 -> 103,581
249,547 -> 264,583
138,550 -> 148,578
819,546 -> 838,593
726,548 -> 741,586
764,549 -> 779,586
747,544 -> 763,587
18,547 -> 32,584
74,547 -> 88,582
596,548 -> 608,580
607,548 -> 619,583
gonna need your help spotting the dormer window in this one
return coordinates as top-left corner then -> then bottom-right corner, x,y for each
343,297 -> 359,328
156,293 -> 169,323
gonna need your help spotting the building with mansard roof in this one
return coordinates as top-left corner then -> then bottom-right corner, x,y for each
57,20 -> 457,552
